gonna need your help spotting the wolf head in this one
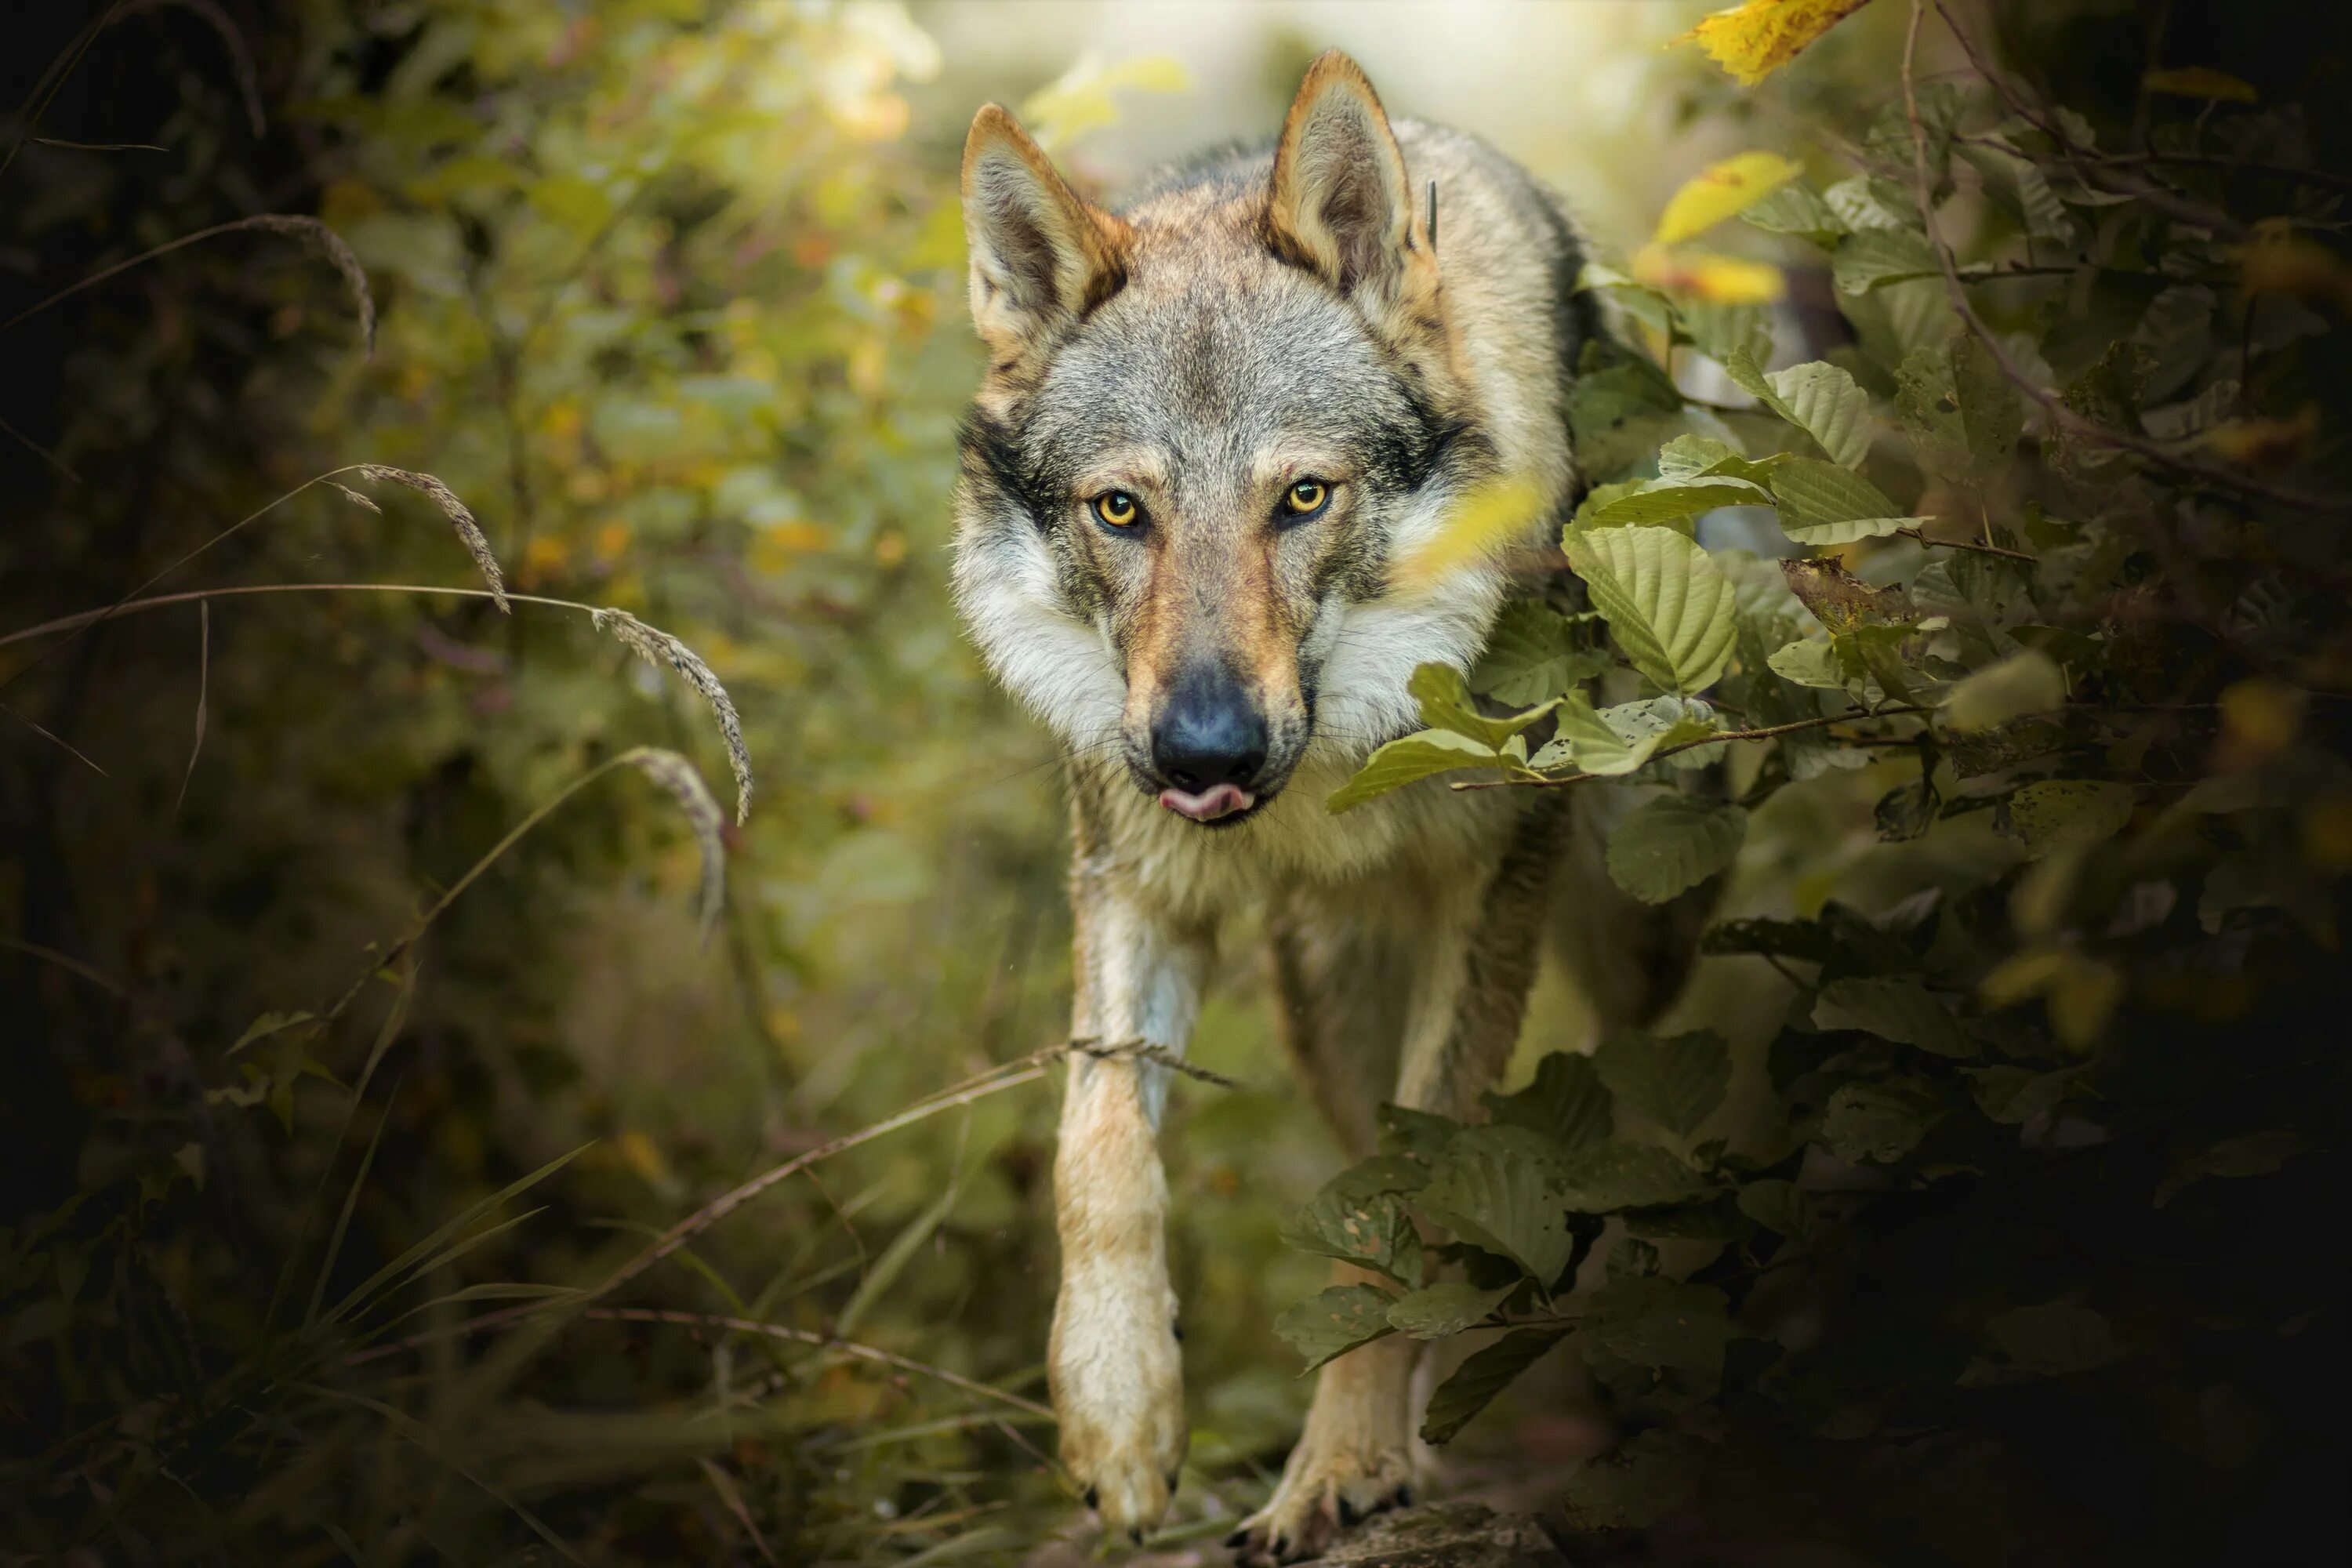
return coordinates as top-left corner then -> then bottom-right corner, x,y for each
951,52 -> 1506,828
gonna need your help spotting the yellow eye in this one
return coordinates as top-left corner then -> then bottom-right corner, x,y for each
1283,480 -> 1330,517
1092,491 -> 1140,528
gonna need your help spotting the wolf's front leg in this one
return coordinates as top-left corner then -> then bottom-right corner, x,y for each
1236,803 -> 1565,1565
1052,879 -> 1208,1542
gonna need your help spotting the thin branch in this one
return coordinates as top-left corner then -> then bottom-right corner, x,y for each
173,599 -> 208,812
1453,706 -> 1934,790
1896,525 -> 2035,562
580,1307 -> 1054,1421
1909,1 -> 2350,517
0,697 -> 106,775
1,581 -> 587,652
0,412 -> 82,483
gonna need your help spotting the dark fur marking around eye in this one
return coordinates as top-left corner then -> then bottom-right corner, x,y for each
961,408 -> 1062,533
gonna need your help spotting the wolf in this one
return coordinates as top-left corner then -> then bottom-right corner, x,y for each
951,50 -> 1699,1563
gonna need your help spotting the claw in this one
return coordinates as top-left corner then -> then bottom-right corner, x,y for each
1084,1485 -> 1100,1511
1225,1530 -> 1249,1550
1338,1497 -> 1358,1527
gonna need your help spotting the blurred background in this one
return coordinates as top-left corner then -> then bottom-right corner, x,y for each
0,2 -> 1980,1562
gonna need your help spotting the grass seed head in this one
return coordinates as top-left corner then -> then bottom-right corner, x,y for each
593,608 -> 753,825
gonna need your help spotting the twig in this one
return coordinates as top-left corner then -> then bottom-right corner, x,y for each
1896,525 -> 2035,562
1451,705 -> 1934,790
581,1307 -> 1053,1421
1907,1 -> 2350,517
1069,1036 -> 1238,1088
0,697 -> 106,775
174,599 -> 208,813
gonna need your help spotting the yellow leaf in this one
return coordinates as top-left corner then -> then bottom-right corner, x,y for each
2230,227 -> 2352,310
1389,475 -> 1544,591
2203,405 -> 2319,467
1676,0 -> 1876,87
1632,244 -> 1788,303
2142,67 -> 2257,103
1652,151 -> 1806,245
1020,53 -> 1193,151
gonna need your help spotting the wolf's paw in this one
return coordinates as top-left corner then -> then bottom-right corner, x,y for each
1052,1294 -> 1187,1545
1225,1443 -> 1413,1565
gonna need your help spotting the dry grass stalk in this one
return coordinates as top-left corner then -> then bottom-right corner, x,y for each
617,746 -> 725,944
593,608 -> 753,824
246,215 -> 375,356
326,481 -> 379,514
357,466 -> 508,612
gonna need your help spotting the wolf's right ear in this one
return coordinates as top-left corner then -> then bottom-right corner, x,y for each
1267,52 -> 1428,309
961,106 -> 1131,361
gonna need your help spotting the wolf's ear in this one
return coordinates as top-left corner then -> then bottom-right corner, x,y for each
1268,51 -> 1425,303
961,105 -> 1131,359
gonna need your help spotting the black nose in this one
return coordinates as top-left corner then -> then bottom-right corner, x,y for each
1152,669 -> 1269,792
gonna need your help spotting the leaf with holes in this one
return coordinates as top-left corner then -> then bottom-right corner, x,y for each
1486,1051 -> 1613,1150
1606,797 -> 1746,905
1275,1283 -> 1401,1372
1279,1189 -> 1424,1288
1557,1142 -> 1713,1214
1416,1138 -> 1572,1284
1564,526 -> 1738,697
1386,1282 -> 1519,1339
1595,1029 -> 1732,1139
2007,780 -> 2134,858
1420,1328 -> 1569,1444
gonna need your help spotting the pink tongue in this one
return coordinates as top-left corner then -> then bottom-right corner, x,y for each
1159,782 -> 1254,822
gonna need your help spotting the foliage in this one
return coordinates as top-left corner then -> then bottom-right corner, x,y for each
1301,1 -> 2350,1558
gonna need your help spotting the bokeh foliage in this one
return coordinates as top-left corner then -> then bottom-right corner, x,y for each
2,2 -> 2347,1566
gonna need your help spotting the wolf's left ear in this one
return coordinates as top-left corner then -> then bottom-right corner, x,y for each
1268,51 -> 1428,306
961,105 -> 1131,360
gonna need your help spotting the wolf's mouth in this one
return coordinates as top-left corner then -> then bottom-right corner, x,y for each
1157,782 -> 1257,824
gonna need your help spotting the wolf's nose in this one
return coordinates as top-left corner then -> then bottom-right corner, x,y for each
1152,672 -> 1269,793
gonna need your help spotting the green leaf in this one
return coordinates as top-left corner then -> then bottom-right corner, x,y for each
1954,332 -> 2024,473
1561,1431 -> 1710,1530
1584,1276 -> 1736,1374
1985,1302 -> 2123,1374
1279,1190 -> 1425,1288
229,1010 -> 317,1056
1832,228 -> 1942,294
1941,649 -> 2066,731
1595,1029 -> 1732,1138
2008,780 -> 2134,858
2154,1131 -> 2311,1207
1820,1080 -> 1937,1164
1813,977 -> 1976,1058
1417,1139 -> 1572,1283
1386,1281 -> 1518,1339
1586,479 -> 1771,528
1604,797 -> 1746,905
1486,1051 -> 1613,1151
1726,351 -> 1874,468
1657,434 -> 1787,488
1472,601 -> 1609,707
1419,1328 -> 1567,1444
1767,457 -> 1920,546
1741,182 -> 1846,245
1541,692 -> 1722,777
1378,1103 -> 1465,1162
1276,1283 -> 1400,1372
1556,1142 -> 1712,1213
1735,1178 -> 1816,1239
1319,1152 -> 1432,1204
1766,636 -> 1848,689
1563,527 -> 1738,697
1327,729 -> 1501,814
1410,662 -> 1554,749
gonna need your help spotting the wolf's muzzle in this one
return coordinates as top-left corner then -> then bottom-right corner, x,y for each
1150,664 -> 1269,822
